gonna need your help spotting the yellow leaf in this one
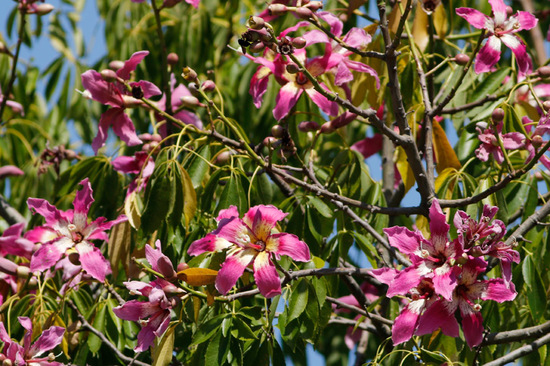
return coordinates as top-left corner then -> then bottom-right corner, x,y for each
395,146 -> 416,194
433,4 -> 448,40
412,4 -> 429,52
152,324 -> 176,366
434,167 -> 459,200
416,214 -> 429,239
433,119 -> 461,174
193,297 -> 201,324
124,190 -> 141,230
179,164 -> 197,228
108,221 -> 132,279
177,267 -> 218,286
388,4 -> 403,34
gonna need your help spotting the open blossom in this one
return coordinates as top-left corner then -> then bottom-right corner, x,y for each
475,121 -> 525,164
27,178 -> 127,282
0,317 -> 65,365
456,0 -> 538,76
188,205 -> 310,298
380,200 -> 461,301
112,151 -> 155,195
156,74 -> 203,133
416,258 -> 516,348
113,241 -> 182,352
81,51 -> 161,153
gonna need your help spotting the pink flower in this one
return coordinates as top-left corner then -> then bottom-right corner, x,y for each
112,151 -> 155,194
81,51 -> 161,153
475,121 -> 525,164
522,115 -> 550,170
156,74 -> 203,136
303,11 -> 379,88
0,223 -> 35,259
0,316 -> 65,366
188,205 -> 310,298
456,0 -> 538,76
27,178 -> 127,282
416,257 -> 516,348
113,241 -> 182,352
380,200 -> 461,301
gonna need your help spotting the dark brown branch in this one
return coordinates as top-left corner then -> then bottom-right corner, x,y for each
326,297 -> 393,326
67,300 -> 150,366
483,320 -> 550,345
483,332 -> 550,366
440,94 -> 502,115
504,199 -> 550,247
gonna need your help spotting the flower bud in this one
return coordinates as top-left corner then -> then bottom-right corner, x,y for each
100,69 -> 117,82
268,4 -> 288,16
188,82 -> 200,95
167,52 -> 179,66
247,16 -> 265,30
27,276 -> 38,289
248,42 -> 266,53
0,41 -> 10,55
476,121 -> 488,130
157,256 -> 177,280
162,0 -> 183,8
180,95 -> 201,107
0,258 -> 18,275
16,265 -> 30,279
286,63 -> 300,74
263,136 -> 277,146
537,66 -> 550,78
177,262 -> 190,272
298,121 -> 320,132
454,53 -> 470,65
271,125 -> 285,138
543,101 -> 550,112
35,3 -> 55,15
291,37 -> 307,49
532,135 -> 544,148
109,60 -> 125,71
294,7 -> 313,19
305,1 -> 323,11
182,66 -> 198,82
201,80 -> 216,92
491,108 -> 505,122
3,358 -> 13,366
320,122 -> 335,134
505,6 -> 513,16
330,112 -> 357,129
68,251 -> 80,266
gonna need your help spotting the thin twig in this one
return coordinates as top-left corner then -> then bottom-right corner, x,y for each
483,332 -> 550,366
66,300 -> 150,366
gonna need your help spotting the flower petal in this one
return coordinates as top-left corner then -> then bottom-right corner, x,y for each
488,0 -> 507,25
73,178 -> 94,231
383,226 -> 423,255
351,134 -> 383,159
188,233 -> 233,256
28,326 -> 65,358
30,240 -> 68,272
387,266 -> 422,298
273,83 -> 302,121
461,309 -> 484,348
455,7 -> 491,29
243,205 -> 287,240
76,242 -> 111,282
81,70 -> 124,107
268,233 -> 310,262
500,34 -> 532,77
113,300 -> 161,321
215,248 -> 256,295
429,200 -> 450,253
416,300 -> 459,337
475,36 -> 501,74
116,51 -> 149,80
305,87 -> 339,116
253,251 -> 281,298
480,278 -> 517,302
392,299 -> 424,345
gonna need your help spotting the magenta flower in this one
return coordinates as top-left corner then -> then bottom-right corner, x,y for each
113,241 -> 182,352
0,316 -> 65,366
0,223 -> 35,259
112,151 -> 155,194
475,121 -> 525,164
188,205 -> 310,298
456,0 -> 538,76
303,11 -> 379,88
380,200 -> 461,301
522,115 -> 550,170
416,257 -> 516,348
81,51 -> 161,153
27,178 -> 127,282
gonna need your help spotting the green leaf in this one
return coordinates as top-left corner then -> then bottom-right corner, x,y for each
141,162 -> 175,234
191,314 -> 228,346
152,324 -> 176,366
307,196 -> 332,218
217,172 -> 247,213
186,145 -> 211,189
288,279 -> 309,323
88,302 -> 107,354
205,331 -> 230,366
231,316 -> 257,340
470,68 -> 509,103
522,255 -> 547,320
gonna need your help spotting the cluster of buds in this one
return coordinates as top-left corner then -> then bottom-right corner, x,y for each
264,124 -> 297,160
18,0 -> 54,15
37,144 -> 79,175
268,1 -> 323,19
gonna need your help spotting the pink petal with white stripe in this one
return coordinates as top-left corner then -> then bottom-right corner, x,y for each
73,178 -> 94,230
383,226 -> 422,255
387,266 -> 422,298
488,0 -> 507,25
475,36 -> 501,74
305,88 -> 339,117
500,34 -> 532,77
28,326 -> 65,358
217,205 -> 240,222
392,299 -> 423,345
515,11 -> 538,31
27,198 -> 67,229
243,205 -> 287,239
30,238 -> 71,272
215,248 -> 256,295
253,251 -> 281,298
188,233 -> 232,256
113,300 -> 160,321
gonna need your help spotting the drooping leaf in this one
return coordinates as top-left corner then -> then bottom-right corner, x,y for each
177,267 -> 218,286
